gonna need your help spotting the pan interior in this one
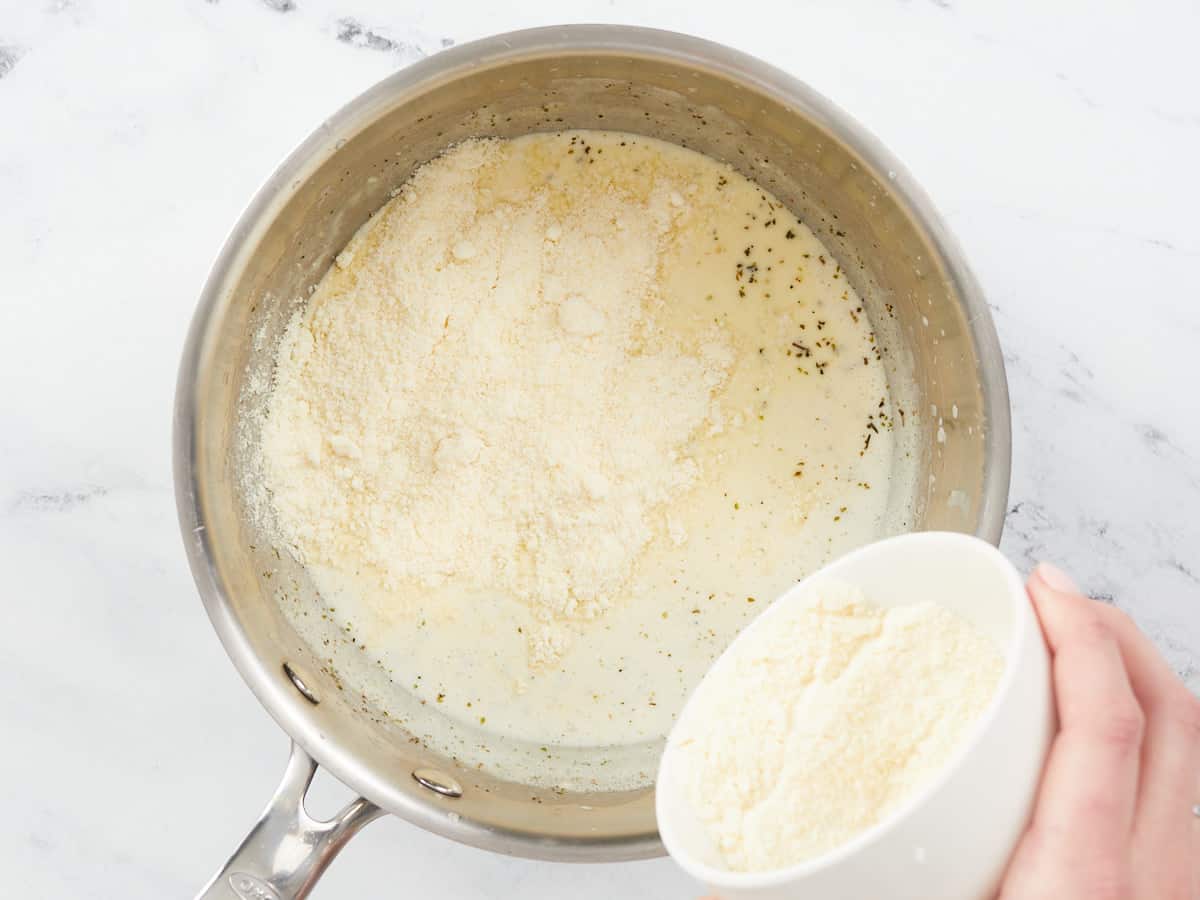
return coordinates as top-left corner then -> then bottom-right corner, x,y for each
189,36 -> 999,859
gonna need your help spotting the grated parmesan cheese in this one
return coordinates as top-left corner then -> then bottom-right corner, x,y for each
672,579 -> 1002,872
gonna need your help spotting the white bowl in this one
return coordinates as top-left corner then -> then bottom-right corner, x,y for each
656,532 -> 1055,900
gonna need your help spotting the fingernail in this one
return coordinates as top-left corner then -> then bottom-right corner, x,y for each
1035,562 -> 1078,594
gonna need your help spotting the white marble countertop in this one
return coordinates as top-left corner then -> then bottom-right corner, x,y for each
3,1 -> 1198,897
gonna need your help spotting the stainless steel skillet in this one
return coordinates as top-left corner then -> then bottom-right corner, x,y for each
174,24 -> 1011,899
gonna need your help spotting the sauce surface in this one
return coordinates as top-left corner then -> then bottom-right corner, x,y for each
256,131 -> 912,789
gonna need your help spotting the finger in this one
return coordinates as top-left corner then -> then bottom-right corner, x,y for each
1026,565 -> 1143,860
1093,602 -> 1200,895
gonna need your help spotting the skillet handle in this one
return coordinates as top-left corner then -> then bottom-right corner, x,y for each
195,741 -> 384,900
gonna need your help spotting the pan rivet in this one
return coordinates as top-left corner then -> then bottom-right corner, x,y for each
283,662 -> 319,704
413,768 -> 463,798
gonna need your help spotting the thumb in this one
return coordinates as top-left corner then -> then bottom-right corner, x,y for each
1031,561 -> 1079,596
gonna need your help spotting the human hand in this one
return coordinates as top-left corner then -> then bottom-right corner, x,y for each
999,563 -> 1200,899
